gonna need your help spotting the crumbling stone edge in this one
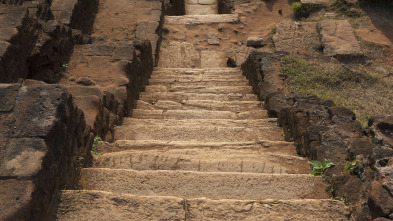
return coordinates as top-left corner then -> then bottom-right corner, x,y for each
241,51 -> 393,220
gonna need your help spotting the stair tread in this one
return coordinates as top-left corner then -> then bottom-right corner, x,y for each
100,140 -> 299,155
56,190 -> 350,221
136,100 -> 263,111
121,118 -> 277,127
166,14 -> 240,25
132,109 -> 268,120
114,124 -> 283,142
145,85 -> 253,94
79,168 -> 328,200
140,92 -> 258,102
93,148 -> 309,174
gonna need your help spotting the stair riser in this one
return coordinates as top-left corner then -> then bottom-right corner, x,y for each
141,93 -> 258,102
132,109 -> 268,120
145,86 -> 253,94
114,126 -> 284,142
136,100 -> 262,111
93,151 -> 309,174
79,169 -> 328,200
148,80 -> 249,86
122,119 -> 278,128
57,191 -> 350,221
104,140 -> 299,156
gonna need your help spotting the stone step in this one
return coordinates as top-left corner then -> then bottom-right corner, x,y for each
148,78 -> 249,86
56,191 -> 350,221
145,85 -> 253,94
150,73 -> 247,81
114,124 -> 283,142
93,148 -> 309,174
165,14 -> 240,25
150,74 -> 246,81
152,70 -> 242,78
136,100 -> 263,111
140,92 -> 258,102
153,67 -> 242,75
79,169 -> 328,200
186,0 -> 218,15
122,118 -> 277,128
56,190 -> 185,220
100,140 -> 299,156
186,198 -> 351,220
131,109 -> 268,120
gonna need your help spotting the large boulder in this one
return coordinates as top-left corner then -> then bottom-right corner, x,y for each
318,20 -> 363,59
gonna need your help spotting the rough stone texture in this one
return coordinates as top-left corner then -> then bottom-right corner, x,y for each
187,198 -> 351,220
242,51 -> 378,219
51,0 -> 98,34
301,0 -> 332,5
0,4 -> 41,83
370,116 -> 393,148
28,22 -> 75,83
273,22 -> 321,56
60,39 -> 153,142
90,0 -> 164,64
93,148 -> 309,174
247,36 -> 266,48
318,20 -> 363,59
166,14 -> 240,25
55,191 -> 185,221
159,41 -> 200,68
80,168 -> 328,200
0,84 -> 92,221
241,51 -> 288,101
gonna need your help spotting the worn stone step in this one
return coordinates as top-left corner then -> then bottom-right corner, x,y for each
122,118 -> 277,128
79,169 -> 328,200
93,148 -> 309,174
152,70 -> 242,78
148,79 -> 249,86
140,92 -> 258,102
145,85 -> 253,94
131,109 -> 268,120
99,140 -> 299,156
56,190 -> 185,221
150,74 -> 246,82
56,191 -> 350,221
186,198 -> 351,220
166,14 -> 240,25
136,100 -> 263,111
153,67 -> 242,75
123,117 -> 277,126
114,124 -> 283,142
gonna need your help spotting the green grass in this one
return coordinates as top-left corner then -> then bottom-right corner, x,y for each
280,56 -> 392,127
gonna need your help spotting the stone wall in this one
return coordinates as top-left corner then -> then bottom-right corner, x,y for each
0,84 -> 92,221
241,51 -> 393,220
0,4 -> 41,83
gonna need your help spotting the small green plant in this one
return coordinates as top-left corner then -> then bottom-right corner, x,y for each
91,136 -> 103,155
291,1 -> 311,18
308,159 -> 335,176
344,160 -> 361,176
333,196 -> 346,202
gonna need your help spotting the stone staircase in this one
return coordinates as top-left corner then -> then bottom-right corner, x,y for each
55,1 -> 351,220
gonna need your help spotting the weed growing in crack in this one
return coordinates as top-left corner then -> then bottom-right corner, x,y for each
344,160 -> 362,177
92,136 -> 103,155
308,159 -> 335,176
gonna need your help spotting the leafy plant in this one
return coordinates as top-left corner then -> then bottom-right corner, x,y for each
91,136 -> 103,155
308,159 -> 335,176
291,1 -> 311,18
344,160 -> 361,176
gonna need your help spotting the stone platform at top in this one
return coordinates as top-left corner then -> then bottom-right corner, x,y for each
186,0 -> 218,15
